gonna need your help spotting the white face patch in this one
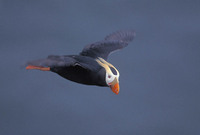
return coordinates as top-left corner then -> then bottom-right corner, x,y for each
96,57 -> 119,85
105,72 -> 116,85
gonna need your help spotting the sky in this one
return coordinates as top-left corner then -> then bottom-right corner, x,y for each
1,0 -> 200,135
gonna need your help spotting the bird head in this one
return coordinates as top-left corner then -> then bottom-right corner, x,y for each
96,58 -> 120,94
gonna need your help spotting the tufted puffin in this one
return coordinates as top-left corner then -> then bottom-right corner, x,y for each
26,30 -> 135,94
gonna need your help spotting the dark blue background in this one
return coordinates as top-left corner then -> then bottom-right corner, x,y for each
1,0 -> 200,134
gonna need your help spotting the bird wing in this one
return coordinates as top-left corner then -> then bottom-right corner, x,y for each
26,55 -> 72,68
26,55 -> 97,71
79,30 -> 135,60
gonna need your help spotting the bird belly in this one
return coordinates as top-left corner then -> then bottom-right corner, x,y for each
54,66 -> 106,86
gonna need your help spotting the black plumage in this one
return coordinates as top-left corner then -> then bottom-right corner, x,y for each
26,30 -> 135,94
80,30 -> 135,60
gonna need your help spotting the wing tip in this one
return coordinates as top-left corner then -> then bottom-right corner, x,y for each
105,29 -> 136,42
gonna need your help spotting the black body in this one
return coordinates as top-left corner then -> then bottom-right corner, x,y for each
50,55 -> 107,86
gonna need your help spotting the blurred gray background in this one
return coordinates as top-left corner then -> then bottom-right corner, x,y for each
1,0 -> 200,135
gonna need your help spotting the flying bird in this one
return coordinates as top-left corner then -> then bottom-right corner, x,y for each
26,30 -> 135,94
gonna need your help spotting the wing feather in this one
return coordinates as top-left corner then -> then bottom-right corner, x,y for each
80,30 -> 135,60
26,55 -> 74,67
26,55 -> 97,71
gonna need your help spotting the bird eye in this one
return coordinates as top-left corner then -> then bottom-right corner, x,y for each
108,75 -> 111,78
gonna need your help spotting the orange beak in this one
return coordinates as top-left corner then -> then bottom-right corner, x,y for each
109,82 -> 120,95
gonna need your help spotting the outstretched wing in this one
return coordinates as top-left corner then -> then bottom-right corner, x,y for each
80,30 -> 135,60
26,55 -> 73,68
26,55 -> 98,71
